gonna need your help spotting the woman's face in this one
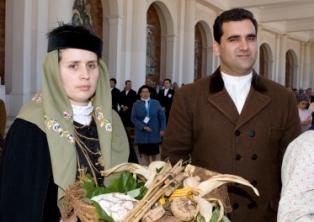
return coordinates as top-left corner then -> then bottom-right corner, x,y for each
140,88 -> 150,100
298,100 -> 309,110
59,48 -> 99,106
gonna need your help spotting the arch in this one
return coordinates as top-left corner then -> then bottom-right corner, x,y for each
194,20 -> 213,80
72,0 -> 103,38
285,49 -> 298,88
259,43 -> 273,79
0,0 -> 5,85
146,1 -> 175,84
89,0 -> 103,38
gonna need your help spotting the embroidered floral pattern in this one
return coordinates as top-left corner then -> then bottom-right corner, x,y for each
95,107 -> 112,132
45,116 -> 75,144
32,92 -> 42,103
63,111 -> 73,120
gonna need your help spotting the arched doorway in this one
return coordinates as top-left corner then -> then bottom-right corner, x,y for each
259,43 -> 272,78
0,0 -> 5,84
146,1 -> 174,85
285,50 -> 298,88
146,4 -> 161,84
194,21 -> 213,80
72,0 -> 103,38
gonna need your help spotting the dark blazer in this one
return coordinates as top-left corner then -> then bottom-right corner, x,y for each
162,68 -> 301,222
118,89 -> 137,127
158,88 -> 175,120
111,87 -> 120,111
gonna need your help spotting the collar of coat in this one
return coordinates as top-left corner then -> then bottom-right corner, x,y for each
209,68 -> 268,94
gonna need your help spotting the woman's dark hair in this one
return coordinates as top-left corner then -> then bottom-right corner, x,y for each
138,85 -> 151,95
213,8 -> 258,43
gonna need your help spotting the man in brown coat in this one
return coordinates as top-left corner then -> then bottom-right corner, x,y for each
161,8 -> 301,222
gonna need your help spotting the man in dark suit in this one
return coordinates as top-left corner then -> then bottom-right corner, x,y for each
110,78 -> 120,111
118,80 -> 137,127
158,78 -> 175,122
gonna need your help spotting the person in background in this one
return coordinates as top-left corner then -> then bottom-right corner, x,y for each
296,93 -> 312,132
0,99 -> 6,159
158,78 -> 175,122
145,77 -> 158,99
277,129 -> 314,222
118,80 -> 137,127
131,85 -> 166,165
162,8 -> 300,221
305,88 -> 314,103
0,24 -> 129,222
110,78 -> 120,112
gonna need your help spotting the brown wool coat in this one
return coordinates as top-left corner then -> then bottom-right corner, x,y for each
161,69 -> 301,222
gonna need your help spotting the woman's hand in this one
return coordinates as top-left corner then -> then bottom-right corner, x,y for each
143,126 -> 152,132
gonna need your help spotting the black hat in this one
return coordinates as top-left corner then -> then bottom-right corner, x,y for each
47,24 -> 103,57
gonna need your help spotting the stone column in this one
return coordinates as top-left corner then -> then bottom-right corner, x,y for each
275,34 -> 287,86
181,0 -> 195,84
128,0 -> 146,91
107,16 -> 123,81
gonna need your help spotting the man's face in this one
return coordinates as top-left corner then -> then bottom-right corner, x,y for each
125,81 -> 132,90
214,19 -> 257,76
59,48 -> 99,106
110,80 -> 115,88
163,80 -> 171,89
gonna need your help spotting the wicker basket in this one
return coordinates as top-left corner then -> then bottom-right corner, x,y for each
62,162 -> 234,222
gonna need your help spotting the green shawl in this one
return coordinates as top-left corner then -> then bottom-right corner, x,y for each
17,50 -> 129,205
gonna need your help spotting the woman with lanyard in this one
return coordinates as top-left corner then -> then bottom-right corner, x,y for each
0,24 -> 129,222
131,85 -> 166,165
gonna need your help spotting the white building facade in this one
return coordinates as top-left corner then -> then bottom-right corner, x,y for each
3,0 -> 314,116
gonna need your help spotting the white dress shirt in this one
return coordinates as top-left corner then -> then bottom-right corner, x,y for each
221,71 -> 252,114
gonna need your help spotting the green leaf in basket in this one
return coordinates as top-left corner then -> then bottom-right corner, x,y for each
103,171 -> 142,194
196,214 -> 206,222
209,208 -> 232,222
210,208 -> 220,222
81,174 -> 97,199
134,185 -> 148,200
92,201 -> 114,222
221,215 -> 231,222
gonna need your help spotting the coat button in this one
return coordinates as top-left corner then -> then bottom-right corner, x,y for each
235,154 -> 241,160
251,154 -> 258,160
232,203 -> 239,210
251,180 -> 258,186
248,130 -> 256,138
235,130 -> 241,136
247,202 -> 257,209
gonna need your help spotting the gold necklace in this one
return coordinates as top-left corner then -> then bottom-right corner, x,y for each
74,127 -> 99,141
74,131 -> 104,186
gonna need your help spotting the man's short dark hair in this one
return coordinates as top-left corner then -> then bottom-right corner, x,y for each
163,78 -> 172,84
110,78 -> 117,84
125,80 -> 132,85
213,8 -> 258,43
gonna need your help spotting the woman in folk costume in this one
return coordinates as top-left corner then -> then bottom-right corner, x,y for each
0,24 -> 129,222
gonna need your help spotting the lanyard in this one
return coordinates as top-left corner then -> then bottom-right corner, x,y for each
145,100 -> 150,117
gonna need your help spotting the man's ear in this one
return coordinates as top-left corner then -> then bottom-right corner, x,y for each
213,41 -> 220,56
